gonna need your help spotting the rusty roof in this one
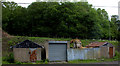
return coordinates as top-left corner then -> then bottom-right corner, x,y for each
86,42 -> 108,47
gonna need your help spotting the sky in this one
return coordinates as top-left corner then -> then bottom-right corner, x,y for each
5,0 -> 120,19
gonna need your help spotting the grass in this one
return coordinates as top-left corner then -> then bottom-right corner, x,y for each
13,36 -> 118,47
2,60 -> 48,64
67,58 -> 118,64
0,57 -> 2,65
80,39 -> 118,47
68,59 -> 101,64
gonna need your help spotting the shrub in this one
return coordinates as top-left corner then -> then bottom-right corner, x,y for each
44,60 -> 48,64
36,60 -> 44,64
3,53 -> 14,63
113,51 -> 120,61
15,61 -> 22,64
43,59 -> 49,64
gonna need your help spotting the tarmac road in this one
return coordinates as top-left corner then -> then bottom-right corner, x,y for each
48,61 -> 119,64
89,61 -> 119,64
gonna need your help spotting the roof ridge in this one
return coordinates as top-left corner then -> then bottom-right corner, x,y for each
13,40 -> 43,48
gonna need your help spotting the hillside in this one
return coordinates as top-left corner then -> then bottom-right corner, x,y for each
0,28 -> 12,38
1,31 -> 118,57
2,36 -> 118,56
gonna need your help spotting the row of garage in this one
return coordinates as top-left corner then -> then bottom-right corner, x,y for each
13,40 -> 115,62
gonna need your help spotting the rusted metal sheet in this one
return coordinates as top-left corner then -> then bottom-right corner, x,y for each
84,49 -> 88,59
87,48 -> 94,59
29,48 -> 37,62
94,48 -> 101,59
67,49 -> 85,60
113,47 -> 115,57
67,48 -> 101,61
100,47 -> 109,58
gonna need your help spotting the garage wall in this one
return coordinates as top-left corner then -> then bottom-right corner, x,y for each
13,48 -> 30,62
13,48 -> 41,62
44,42 -> 49,59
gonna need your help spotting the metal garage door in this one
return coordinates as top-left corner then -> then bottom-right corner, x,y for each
49,43 -> 67,61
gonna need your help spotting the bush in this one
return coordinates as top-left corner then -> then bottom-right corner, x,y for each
44,60 -> 48,64
36,60 -> 44,64
113,51 -> 120,61
3,53 -> 14,63
43,59 -> 49,64
15,61 -> 22,64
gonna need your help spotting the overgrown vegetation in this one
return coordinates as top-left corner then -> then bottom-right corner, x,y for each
67,59 -> 115,64
113,51 -> 120,61
2,1 -> 119,39
4,36 -> 118,48
2,53 -> 14,64
3,59 -> 49,64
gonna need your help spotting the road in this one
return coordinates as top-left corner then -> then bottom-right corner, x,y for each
89,61 -> 119,64
48,61 -> 119,64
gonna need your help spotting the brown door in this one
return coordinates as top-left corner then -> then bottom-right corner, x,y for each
109,47 -> 113,58
29,49 -> 37,62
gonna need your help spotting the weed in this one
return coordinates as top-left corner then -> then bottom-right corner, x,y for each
15,62 -> 22,64
44,60 -> 48,64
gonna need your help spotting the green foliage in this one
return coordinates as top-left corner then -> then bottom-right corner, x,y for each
68,59 -> 100,64
44,60 -> 48,64
35,59 -> 49,64
2,1 -> 118,40
113,51 -> 120,61
7,36 -> 118,48
3,53 -> 14,63
68,57 -> 119,64
70,43 -> 74,48
15,61 -> 22,64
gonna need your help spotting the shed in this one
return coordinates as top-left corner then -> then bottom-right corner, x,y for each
13,40 -> 43,62
46,41 -> 70,61
86,42 -> 115,58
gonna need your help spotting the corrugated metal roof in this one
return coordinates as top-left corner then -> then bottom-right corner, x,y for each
86,42 -> 113,47
13,40 -> 43,48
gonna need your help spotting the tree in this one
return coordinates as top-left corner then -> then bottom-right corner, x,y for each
2,1 -> 112,39
110,15 -> 119,39
2,2 -> 28,35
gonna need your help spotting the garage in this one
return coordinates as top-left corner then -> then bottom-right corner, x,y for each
48,41 -> 68,61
